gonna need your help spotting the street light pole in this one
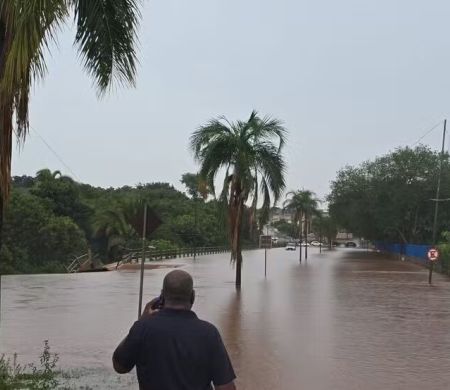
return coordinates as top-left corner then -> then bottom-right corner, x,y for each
299,215 -> 302,263
430,119 -> 447,284
194,197 -> 197,261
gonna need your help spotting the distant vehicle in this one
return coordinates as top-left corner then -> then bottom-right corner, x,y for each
310,241 -> 322,247
300,242 -> 310,247
285,242 -> 296,251
345,241 -> 357,248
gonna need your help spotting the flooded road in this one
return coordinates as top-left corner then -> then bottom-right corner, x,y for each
1,248 -> 450,389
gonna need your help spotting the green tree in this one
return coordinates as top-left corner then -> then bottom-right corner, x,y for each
0,0 -> 141,253
328,146 -> 450,244
38,216 -> 87,269
180,173 -> 210,251
4,170 -> 233,273
31,169 -> 93,235
312,213 -> 338,249
272,220 -> 296,238
181,173 -> 209,200
284,190 -> 319,260
92,199 -> 146,259
1,190 -> 87,273
190,111 -> 287,288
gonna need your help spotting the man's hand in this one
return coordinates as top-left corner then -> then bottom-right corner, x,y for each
140,297 -> 161,319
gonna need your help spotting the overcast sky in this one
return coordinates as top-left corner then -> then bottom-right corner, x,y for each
11,0 -> 450,200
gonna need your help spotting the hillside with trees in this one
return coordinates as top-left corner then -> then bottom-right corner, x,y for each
0,170 -> 257,274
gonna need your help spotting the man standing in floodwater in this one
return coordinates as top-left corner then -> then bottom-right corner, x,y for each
113,269 -> 237,390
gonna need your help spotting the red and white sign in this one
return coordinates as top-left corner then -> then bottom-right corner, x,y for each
427,248 -> 439,261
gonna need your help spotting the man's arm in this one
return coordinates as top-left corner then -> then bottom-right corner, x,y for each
210,327 -> 237,389
113,300 -> 159,374
113,337 -> 135,374
112,322 -> 141,374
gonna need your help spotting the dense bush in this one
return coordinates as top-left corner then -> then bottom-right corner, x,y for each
3,171 -> 237,274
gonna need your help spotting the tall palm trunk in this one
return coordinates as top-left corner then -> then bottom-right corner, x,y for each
0,18 -> 13,276
229,176 -> 245,289
233,198 -> 244,288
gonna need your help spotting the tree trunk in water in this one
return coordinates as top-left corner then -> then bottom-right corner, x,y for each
235,239 -> 242,289
234,199 -> 244,289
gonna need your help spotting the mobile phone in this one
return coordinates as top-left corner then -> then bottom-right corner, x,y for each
151,295 -> 164,310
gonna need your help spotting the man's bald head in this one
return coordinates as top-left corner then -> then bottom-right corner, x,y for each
162,270 -> 194,307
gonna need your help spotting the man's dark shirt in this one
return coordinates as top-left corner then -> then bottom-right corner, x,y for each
113,308 -> 236,390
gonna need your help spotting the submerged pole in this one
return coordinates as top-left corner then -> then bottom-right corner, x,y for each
430,119 -> 446,285
138,204 -> 148,318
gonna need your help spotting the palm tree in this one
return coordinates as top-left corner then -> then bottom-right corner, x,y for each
284,190 -> 319,261
191,110 -> 287,288
0,1 -> 140,246
93,206 -> 135,260
92,198 -> 147,260
35,168 -> 72,184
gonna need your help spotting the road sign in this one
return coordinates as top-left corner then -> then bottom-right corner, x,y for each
427,248 -> 439,262
260,235 -> 272,249
130,205 -> 162,238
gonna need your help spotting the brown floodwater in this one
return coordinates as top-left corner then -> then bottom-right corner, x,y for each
1,248 -> 450,389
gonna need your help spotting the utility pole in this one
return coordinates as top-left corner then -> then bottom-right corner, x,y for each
319,221 -> 322,254
138,204 -> 148,318
194,197 -> 197,261
299,215 -> 302,263
305,216 -> 308,260
265,224 -> 269,277
430,119 -> 447,284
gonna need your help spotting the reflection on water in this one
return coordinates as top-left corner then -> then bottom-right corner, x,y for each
1,249 -> 450,389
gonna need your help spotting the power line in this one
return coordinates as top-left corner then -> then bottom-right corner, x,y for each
26,126 -> 80,181
409,121 -> 444,147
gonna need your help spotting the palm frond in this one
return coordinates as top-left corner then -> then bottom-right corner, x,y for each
72,0 -> 140,93
1,0 -> 68,139
247,114 -> 287,151
190,120 -> 232,159
284,189 -> 319,218
259,175 -> 271,227
254,144 -> 286,203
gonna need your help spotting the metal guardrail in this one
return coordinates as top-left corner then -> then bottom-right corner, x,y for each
66,253 -> 90,273
69,244 -> 289,272
150,246 -> 228,260
66,252 -> 102,273
114,246 -> 230,268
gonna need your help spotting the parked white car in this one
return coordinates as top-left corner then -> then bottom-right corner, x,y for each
310,241 -> 323,247
285,242 -> 296,251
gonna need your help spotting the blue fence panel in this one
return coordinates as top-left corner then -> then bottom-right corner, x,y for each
375,242 -> 430,265
405,244 -> 430,265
